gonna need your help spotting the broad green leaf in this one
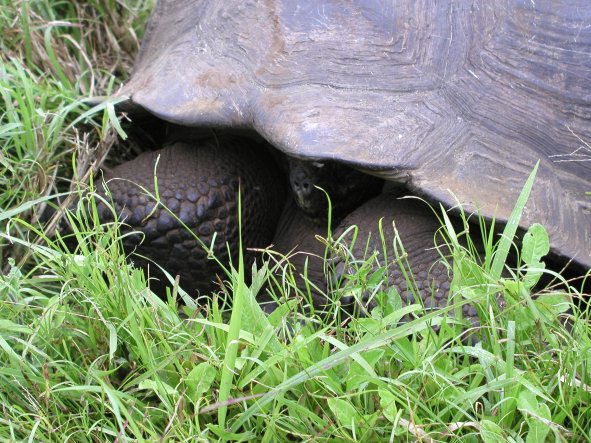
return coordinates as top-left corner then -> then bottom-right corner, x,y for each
367,267 -> 386,287
521,223 -> 549,288
534,293 -> 570,318
346,349 -> 385,391
185,362 -> 216,402
481,420 -> 506,443
240,267 -> 282,354
521,224 -> 549,265
138,379 -> 177,396
327,398 -> 361,429
378,389 -> 398,423
518,391 -> 551,443
206,424 -> 256,441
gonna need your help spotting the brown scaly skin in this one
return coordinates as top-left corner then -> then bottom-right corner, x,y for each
331,193 -> 478,325
282,157 -> 475,322
97,136 -> 285,296
270,197 -> 329,310
273,191 -> 480,326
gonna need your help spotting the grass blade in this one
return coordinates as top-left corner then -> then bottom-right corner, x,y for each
218,186 -> 246,427
491,162 -> 539,280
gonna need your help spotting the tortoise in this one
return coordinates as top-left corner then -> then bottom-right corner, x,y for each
95,0 -> 591,316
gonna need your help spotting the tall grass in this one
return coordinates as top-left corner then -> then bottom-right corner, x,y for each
2,181 -> 590,441
0,0 -> 153,268
1,1 -> 590,441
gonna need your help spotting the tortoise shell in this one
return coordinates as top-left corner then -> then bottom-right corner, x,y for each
118,0 -> 591,268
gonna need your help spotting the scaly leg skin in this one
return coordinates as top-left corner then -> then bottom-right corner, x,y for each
331,192 -> 479,327
97,136 -> 285,297
270,191 -> 480,329
269,197 -> 330,310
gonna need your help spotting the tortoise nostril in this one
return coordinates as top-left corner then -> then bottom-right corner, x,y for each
292,177 -> 313,195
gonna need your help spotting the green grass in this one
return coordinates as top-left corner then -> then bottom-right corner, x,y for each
1,1 -> 591,441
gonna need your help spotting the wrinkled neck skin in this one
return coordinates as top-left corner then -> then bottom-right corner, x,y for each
287,157 -> 384,226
